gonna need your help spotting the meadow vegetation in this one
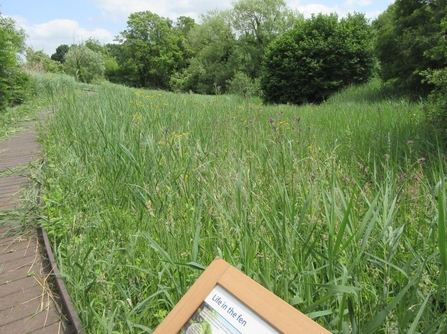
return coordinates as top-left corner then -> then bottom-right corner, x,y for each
34,74 -> 447,333
1,1 -> 447,332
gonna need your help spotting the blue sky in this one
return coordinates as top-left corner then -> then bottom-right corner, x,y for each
2,0 -> 394,56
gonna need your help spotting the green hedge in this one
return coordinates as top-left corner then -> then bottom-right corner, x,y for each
261,13 -> 374,105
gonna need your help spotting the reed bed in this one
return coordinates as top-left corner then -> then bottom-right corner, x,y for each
35,74 -> 447,333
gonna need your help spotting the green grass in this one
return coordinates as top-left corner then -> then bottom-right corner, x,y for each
36,75 -> 447,333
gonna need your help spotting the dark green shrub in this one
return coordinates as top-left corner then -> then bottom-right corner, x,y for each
8,69 -> 32,106
261,13 -> 374,105
64,45 -> 105,83
226,71 -> 261,97
0,13 -> 30,111
423,68 -> 447,141
373,0 -> 447,98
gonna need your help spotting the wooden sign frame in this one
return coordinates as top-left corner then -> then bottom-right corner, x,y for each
154,257 -> 329,333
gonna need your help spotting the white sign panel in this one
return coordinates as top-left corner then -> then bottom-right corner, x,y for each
180,285 -> 279,334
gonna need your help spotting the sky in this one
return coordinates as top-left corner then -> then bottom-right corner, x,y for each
2,0 -> 394,56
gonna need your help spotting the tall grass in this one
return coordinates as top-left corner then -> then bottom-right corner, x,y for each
37,77 -> 447,333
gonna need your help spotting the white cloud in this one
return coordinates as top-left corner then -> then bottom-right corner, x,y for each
364,10 -> 383,20
287,2 -> 344,18
90,0 -> 232,22
11,16 -> 114,55
287,1 -> 383,19
346,0 -> 372,6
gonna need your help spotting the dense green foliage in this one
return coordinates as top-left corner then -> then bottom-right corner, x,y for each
35,74 -> 447,333
172,0 -> 301,94
226,71 -> 261,97
373,0 -> 447,142
64,45 -> 105,83
374,0 -> 447,97
261,13 -> 374,104
78,0 -> 300,95
25,47 -> 64,73
0,12 -> 31,110
169,10 -> 236,94
424,68 -> 447,140
51,44 -> 69,63
115,12 -> 184,89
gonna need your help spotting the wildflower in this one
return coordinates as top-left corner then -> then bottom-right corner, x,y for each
278,121 -> 291,130
344,177 -> 355,184
417,157 -> 426,164
399,173 -> 407,180
414,175 -> 419,181
407,140 -> 414,145
132,113 -> 142,124
269,117 -> 274,123
308,145 -> 313,151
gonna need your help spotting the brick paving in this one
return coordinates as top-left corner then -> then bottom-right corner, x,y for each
0,118 -> 75,333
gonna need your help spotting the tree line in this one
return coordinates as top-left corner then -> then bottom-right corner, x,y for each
2,0 -> 447,124
0,11 -> 31,110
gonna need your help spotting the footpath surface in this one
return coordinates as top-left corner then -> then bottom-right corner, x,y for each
0,116 -> 74,333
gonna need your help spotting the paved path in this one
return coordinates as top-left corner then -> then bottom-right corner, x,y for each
0,117 -> 74,333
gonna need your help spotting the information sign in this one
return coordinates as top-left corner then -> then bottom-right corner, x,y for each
154,257 -> 330,333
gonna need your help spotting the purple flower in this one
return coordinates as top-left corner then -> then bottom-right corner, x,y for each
407,140 -> 414,145
344,177 -> 355,184
269,118 -> 274,123
399,173 -> 407,180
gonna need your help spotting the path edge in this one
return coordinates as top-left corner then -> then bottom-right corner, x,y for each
37,225 -> 84,334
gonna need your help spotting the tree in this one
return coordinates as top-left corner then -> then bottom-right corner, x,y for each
170,10 -> 236,94
374,0 -> 447,97
170,0 -> 301,95
232,0 -> 299,49
0,11 -> 31,110
261,13 -> 374,104
82,38 -> 122,84
231,0 -> 301,79
51,44 -> 69,63
64,45 -> 105,83
173,16 -> 197,71
118,11 -> 181,89
25,47 -> 64,73
104,43 -> 139,86
85,38 -> 104,54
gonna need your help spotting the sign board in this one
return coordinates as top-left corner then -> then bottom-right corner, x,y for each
154,257 -> 330,333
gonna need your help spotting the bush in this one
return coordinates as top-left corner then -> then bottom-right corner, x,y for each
24,48 -> 64,73
64,45 -> 105,83
226,71 -> 261,97
423,68 -> 447,141
0,12 -> 30,110
261,13 -> 374,105
373,1 -> 447,98
0,68 -> 33,109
